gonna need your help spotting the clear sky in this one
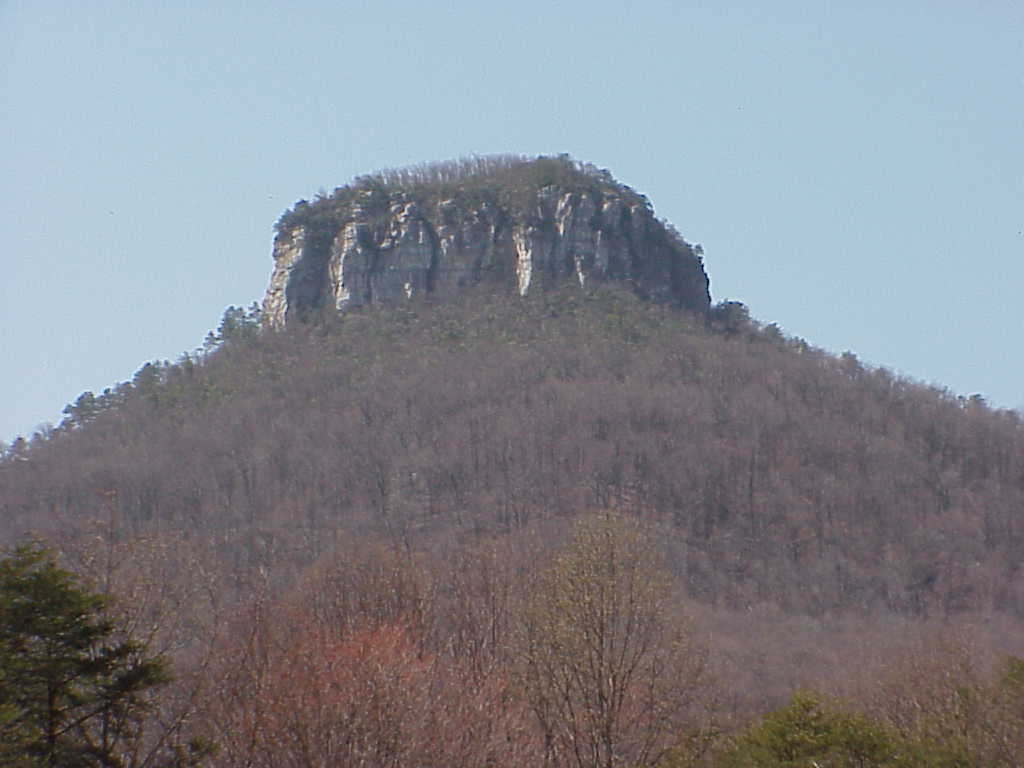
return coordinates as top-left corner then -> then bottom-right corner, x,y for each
3,0 -> 1023,444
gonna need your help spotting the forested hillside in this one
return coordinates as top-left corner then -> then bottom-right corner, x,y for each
2,287 -> 1023,765
6,288 -> 1023,618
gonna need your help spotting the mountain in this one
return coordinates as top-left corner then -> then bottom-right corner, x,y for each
2,155 -> 1023,766
263,155 -> 710,325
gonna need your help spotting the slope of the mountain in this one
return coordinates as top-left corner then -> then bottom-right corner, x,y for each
5,157 -> 1024,766
263,155 -> 710,325
5,288 -> 1023,627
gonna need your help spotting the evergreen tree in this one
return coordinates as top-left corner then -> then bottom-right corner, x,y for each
0,543 -> 206,767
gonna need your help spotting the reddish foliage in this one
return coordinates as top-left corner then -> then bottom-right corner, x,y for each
208,612 -> 540,768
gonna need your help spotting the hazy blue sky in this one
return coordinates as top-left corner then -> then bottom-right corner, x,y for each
3,1 -> 1022,444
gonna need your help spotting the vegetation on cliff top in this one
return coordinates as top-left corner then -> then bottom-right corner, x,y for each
274,154 -> 665,239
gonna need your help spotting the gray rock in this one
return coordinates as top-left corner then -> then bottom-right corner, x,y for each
263,185 -> 710,327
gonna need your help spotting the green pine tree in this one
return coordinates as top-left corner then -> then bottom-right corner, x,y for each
0,543 -> 208,767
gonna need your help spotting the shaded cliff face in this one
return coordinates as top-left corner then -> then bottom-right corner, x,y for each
263,159 -> 710,326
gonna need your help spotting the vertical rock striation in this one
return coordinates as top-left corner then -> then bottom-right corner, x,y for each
263,157 -> 711,326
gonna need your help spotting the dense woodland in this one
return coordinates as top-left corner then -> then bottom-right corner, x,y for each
2,284 -> 1023,766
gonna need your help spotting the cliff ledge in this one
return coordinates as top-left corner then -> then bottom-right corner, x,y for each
263,155 -> 710,326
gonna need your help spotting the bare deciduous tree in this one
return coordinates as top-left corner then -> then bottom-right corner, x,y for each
518,511 -> 714,768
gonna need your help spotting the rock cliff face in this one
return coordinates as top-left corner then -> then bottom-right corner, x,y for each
263,157 -> 710,326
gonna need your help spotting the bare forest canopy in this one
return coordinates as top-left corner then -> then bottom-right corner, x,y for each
6,287 -> 1022,625
2,157 -> 1023,765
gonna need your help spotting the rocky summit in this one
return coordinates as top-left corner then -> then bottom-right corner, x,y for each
262,155 -> 710,326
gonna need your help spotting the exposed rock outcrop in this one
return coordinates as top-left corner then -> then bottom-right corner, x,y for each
263,157 -> 710,326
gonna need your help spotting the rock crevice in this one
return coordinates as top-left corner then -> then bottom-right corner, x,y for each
264,181 -> 710,326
